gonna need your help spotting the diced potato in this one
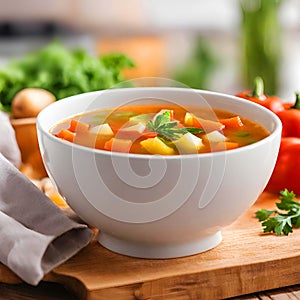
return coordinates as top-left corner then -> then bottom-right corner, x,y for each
184,112 -> 224,132
90,123 -> 114,137
184,112 -> 195,126
120,123 -> 146,134
140,137 -> 175,155
173,133 -> 203,154
204,130 -> 227,143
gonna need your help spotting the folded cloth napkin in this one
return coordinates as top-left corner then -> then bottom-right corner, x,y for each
0,111 -> 21,168
0,154 -> 93,285
0,153 -> 94,285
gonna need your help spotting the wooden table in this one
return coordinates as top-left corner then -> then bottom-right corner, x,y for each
1,192 -> 299,300
1,282 -> 300,300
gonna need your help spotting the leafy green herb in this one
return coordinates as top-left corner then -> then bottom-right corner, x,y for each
0,41 -> 135,111
255,189 -> 300,235
100,53 -> 135,83
147,111 -> 203,140
186,127 -> 204,134
255,209 -> 275,221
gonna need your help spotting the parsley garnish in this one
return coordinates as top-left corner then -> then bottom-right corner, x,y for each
147,111 -> 203,140
255,189 -> 300,235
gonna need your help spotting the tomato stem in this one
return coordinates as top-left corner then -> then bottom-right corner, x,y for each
252,76 -> 265,99
291,92 -> 300,110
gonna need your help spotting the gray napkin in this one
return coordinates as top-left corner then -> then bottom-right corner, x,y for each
0,111 -> 21,168
0,115 -> 94,285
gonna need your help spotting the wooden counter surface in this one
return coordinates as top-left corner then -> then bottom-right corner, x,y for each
1,192 -> 299,300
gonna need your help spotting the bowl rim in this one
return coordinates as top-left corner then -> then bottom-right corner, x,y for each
37,87 -> 282,160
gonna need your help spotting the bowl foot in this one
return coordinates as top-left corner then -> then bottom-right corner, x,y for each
97,231 -> 222,259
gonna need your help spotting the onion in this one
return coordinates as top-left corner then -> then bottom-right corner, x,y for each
11,88 -> 55,119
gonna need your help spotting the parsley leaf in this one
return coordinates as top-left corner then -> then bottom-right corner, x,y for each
255,209 -> 275,221
255,189 -> 300,236
147,111 -> 203,140
277,189 -> 299,212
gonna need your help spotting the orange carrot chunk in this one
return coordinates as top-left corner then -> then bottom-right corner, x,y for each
224,142 -> 240,150
68,119 -> 90,133
212,141 -> 240,152
104,138 -> 132,153
56,129 -> 76,142
140,131 -> 158,139
219,116 -> 244,129
104,138 -> 113,151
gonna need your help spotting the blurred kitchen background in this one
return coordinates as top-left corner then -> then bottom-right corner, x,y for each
0,0 -> 300,100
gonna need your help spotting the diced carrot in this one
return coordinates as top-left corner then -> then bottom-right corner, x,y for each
56,129 -> 76,142
47,191 -> 68,207
109,126 -> 119,134
224,142 -> 240,150
104,138 -> 132,153
68,119 -> 90,133
141,131 -> 158,139
219,116 -> 244,129
212,141 -> 239,152
104,138 -> 113,151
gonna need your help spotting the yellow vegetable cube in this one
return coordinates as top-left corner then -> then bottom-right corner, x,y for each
184,112 -> 194,126
140,137 -> 175,155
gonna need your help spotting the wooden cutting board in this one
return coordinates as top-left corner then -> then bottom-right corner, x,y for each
1,192 -> 300,300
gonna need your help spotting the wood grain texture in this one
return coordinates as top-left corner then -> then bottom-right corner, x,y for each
256,286 -> 300,300
1,192 -> 300,300
0,282 -> 79,300
1,282 -> 300,300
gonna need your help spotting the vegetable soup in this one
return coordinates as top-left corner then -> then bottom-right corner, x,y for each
51,105 -> 269,155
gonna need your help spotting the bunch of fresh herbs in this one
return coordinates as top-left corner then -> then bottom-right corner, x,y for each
0,41 -> 135,111
256,189 -> 300,235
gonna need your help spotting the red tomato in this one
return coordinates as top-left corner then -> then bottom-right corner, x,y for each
277,93 -> 300,138
235,77 -> 284,113
265,137 -> 300,194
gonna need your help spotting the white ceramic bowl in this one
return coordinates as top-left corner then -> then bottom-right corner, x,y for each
37,87 -> 281,258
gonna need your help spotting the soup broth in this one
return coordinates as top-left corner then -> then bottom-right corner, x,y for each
51,105 -> 269,155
